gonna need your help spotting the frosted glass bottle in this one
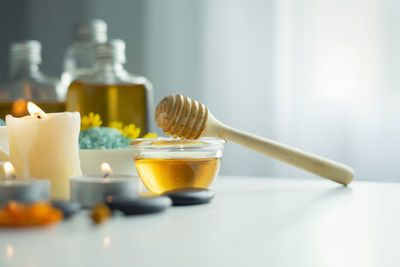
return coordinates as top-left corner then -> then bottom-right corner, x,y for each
61,20 -> 108,98
0,40 -> 64,118
66,39 -> 153,135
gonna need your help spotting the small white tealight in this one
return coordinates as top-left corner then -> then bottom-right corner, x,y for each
70,162 -> 140,208
0,161 -> 50,204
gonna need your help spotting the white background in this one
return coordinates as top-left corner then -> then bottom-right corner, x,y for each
1,0 -> 399,181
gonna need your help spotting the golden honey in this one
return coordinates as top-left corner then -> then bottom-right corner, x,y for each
67,81 -> 148,134
135,158 -> 220,194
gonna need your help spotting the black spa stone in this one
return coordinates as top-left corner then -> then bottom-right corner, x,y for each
162,188 -> 214,206
51,201 -> 81,219
106,196 -> 172,215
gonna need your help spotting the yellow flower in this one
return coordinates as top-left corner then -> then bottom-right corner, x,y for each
143,132 -> 157,138
81,112 -> 102,130
122,123 -> 141,140
109,121 -> 124,134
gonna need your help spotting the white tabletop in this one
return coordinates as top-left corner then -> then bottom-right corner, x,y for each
1,176 -> 399,267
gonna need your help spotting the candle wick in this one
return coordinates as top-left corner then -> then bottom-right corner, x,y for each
103,173 -> 110,179
37,115 -> 42,119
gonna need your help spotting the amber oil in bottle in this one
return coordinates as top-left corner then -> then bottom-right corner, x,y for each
67,82 -> 148,132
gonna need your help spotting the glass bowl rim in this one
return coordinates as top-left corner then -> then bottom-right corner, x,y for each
131,137 -> 226,150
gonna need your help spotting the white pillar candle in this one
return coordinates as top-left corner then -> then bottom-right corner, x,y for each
0,126 -> 9,157
6,103 -> 82,200
0,126 -> 9,178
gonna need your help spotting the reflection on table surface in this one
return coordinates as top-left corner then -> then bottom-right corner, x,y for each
1,176 -> 399,267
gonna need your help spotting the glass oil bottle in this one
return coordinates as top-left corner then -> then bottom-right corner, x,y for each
66,39 -> 153,134
0,40 -> 64,119
61,19 -> 108,97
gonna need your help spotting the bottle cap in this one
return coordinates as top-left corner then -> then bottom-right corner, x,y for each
74,19 -> 107,43
9,40 -> 42,64
95,39 -> 126,63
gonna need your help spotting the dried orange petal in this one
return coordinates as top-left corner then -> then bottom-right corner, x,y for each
0,202 -> 63,227
91,203 -> 111,224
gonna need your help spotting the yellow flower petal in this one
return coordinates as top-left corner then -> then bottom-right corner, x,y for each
109,121 -> 124,134
143,132 -> 157,138
81,112 -> 102,130
122,124 -> 141,140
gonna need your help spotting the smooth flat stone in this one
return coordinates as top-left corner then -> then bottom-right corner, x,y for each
106,196 -> 171,215
51,201 -> 81,219
162,188 -> 214,206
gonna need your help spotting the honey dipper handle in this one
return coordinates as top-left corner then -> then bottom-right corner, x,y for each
205,116 -> 354,185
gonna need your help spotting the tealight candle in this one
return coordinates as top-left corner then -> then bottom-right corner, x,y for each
70,162 -> 140,208
6,102 -> 82,200
0,162 -> 50,204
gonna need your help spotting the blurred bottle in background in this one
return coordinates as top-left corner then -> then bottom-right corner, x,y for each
66,39 -> 153,134
61,19 -> 108,98
0,40 -> 64,118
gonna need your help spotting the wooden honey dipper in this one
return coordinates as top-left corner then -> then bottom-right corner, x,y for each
155,94 -> 354,185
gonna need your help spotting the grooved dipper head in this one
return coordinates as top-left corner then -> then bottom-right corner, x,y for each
155,94 -> 208,139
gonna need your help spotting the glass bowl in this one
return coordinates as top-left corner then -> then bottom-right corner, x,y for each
131,137 -> 225,194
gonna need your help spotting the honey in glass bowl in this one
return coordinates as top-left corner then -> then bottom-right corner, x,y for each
132,138 -> 225,195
